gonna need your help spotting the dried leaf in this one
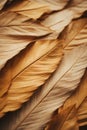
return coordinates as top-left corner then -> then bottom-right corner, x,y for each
61,69 -> 87,127
78,97 -> 87,126
0,42 -> 86,129
42,1 -> 87,35
0,39 -> 63,117
0,0 -> 7,10
45,69 -> 87,130
45,105 -> 79,130
0,40 -> 59,96
59,18 -> 87,48
62,69 -> 87,109
56,69 -> 87,128
8,0 -> 69,19
0,0 -> 87,130
0,11 -> 52,70
0,12 -> 29,26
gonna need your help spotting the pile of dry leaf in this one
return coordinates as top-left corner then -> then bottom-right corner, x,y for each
0,0 -> 87,130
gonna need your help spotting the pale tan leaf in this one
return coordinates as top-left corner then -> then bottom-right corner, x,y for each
17,7 -> 50,20
0,17 -> 52,36
0,12 -> 52,70
0,23 -> 52,36
56,69 -> 87,128
8,0 -> 69,19
62,69 -> 87,109
42,1 -> 87,35
45,68 -> 87,130
0,12 -> 29,26
60,69 -> 87,128
70,1 -> 87,18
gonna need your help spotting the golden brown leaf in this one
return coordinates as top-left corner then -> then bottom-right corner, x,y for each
45,105 -> 79,130
78,97 -> 87,127
0,39 -> 63,117
59,18 -> 87,48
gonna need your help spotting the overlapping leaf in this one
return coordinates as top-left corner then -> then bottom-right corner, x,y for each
19,45 -> 87,130
45,105 -> 79,130
0,17 -> 87,129
42,0 -> 87,35
78,97 -> 87,127
61,70 -> 87,128
0,40 -> 59,96
45,69 -> 87,130
57,69 -> 87,129
7,0 -> 69,19
0,39 -> 63,117
0,0 -> 87,130
0,11 -> 52,70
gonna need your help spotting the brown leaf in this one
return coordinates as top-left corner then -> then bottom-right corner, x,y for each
59,18 -> 87,48
0,39 -> 63,117
0,0 -> 7,10
45,105 -> 79,130
78,97 -> 87,127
